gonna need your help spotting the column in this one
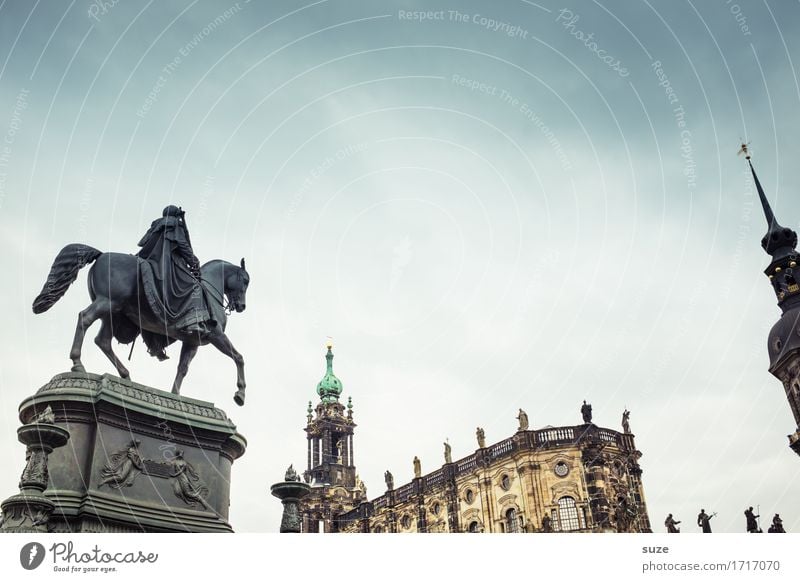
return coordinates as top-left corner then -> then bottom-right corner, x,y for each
349,434 -> 354,466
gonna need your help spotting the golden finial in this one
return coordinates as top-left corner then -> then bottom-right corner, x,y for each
325,336 -> 333,349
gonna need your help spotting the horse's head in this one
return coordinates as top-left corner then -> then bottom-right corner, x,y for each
225,258 -> 249,313
200,258 -> 250,314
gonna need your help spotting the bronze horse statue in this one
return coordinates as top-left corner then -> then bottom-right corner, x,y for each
32,244 -> 250,405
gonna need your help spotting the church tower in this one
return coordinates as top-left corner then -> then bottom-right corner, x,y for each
301,342 -> 366,531
748,151 -> 800,457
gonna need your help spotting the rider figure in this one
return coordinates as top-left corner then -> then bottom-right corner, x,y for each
137,206 -> 210,359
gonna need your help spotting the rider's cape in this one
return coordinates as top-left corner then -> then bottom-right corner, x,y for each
122,215 -> 212,356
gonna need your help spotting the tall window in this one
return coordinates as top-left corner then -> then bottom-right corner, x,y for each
557,496 -> 581,531
505,508 -> 519,533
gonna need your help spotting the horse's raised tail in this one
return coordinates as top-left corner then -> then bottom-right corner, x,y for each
32,244 -> 102,313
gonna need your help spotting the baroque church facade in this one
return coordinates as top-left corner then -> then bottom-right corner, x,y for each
298,344 -> 652,533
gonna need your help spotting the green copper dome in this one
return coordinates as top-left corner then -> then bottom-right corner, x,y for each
316,345 -> 342,402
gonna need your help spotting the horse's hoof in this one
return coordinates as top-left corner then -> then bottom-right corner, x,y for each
234,390 -> 245,406
120,370 -> 130,379
71,364 -> 86,373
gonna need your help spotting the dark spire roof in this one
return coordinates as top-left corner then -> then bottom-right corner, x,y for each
748,157 -> 797,260
744,146 -> 800,312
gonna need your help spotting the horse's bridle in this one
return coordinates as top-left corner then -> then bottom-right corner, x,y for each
200,276 -> 233,315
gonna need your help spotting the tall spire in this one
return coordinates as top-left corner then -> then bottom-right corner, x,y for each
742,144 -> 800,311
742,144 -> 798,259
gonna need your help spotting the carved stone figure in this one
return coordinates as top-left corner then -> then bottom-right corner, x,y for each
476,427 -> 486,448
285,464 -> 299,482
99,440 -> 144,489
516,409 -> 529,431
697,509 -> 714,533
19,449 -> 48,490
169,450 -> 210,510
541,515 -> 553,532
280,500 -> 302,533
336,440 -> 344,463
768,514 -> 785,533
614,497 -> 631,532
31,405 -> 55,424
355,474 -> 366,497
2,504 -> 50,530
443,441 -> 452,464
581,400 -> 593,423
2,422 -> 70,532
664,513 -> 681,533
384,470 -> 394,491
413,456 -> 421,478
31,209 -> 251,405
622,409 -> 631,434
745,506 -> 761,533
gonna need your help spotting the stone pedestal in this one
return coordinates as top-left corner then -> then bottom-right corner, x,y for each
7,372 -> 246,532
271,467 -> 310,533
2,422 -> 70,532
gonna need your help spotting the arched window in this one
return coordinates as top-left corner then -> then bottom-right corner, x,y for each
557,496 -> 581,531
505,508 -> 519,533
468,521 -> 479,533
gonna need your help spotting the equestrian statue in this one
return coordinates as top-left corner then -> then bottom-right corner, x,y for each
32,205 -> 250,406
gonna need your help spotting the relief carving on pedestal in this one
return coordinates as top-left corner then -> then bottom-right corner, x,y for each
19,450 -> 49,489
169,451 -> 210,510
99,440 -> 144,489
1,504 -> 50,529
280,501 -> 302,532
98,442 -> 211,510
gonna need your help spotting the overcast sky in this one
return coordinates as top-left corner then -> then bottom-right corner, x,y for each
1,0 -> 800,534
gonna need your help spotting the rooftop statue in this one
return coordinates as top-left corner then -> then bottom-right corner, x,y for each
664,513 -> 680,533
516,409 -> 529,431
476,427 -> 486,448
768,514 -> 785,533
581,400 -> 593,424
744,506 -> 761,533
32,205 -> 251,405
697,509 -> 715,533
